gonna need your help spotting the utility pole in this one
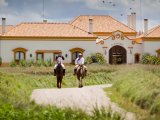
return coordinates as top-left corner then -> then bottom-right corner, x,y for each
43,0 -> 45,21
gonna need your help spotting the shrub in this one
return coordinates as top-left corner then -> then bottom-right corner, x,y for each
43,59 -> 53,67
19,60 -> 28,67
141,54 -> 160,65
0,57 -> 2,66
95,53 -> 106,64
85,53 -> 106,64
9,61 -> 17,67
85,55 -> 93,64
34,60 -> 44,67
19,60 -> 34,67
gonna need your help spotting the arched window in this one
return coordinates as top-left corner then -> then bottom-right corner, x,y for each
70,47 -> 85,63
13,47 -> 28,62
134,53 -> 140,63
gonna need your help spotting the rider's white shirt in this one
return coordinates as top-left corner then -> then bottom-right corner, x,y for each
75,57 -> 84,65
54,57 -> 65,69
57,57 -> 63,64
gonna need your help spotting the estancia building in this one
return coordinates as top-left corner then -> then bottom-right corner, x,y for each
0,15 -> 160,66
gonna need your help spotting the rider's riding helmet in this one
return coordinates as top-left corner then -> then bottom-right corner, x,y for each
78,53 -> 82,56
58,53 -> 62,57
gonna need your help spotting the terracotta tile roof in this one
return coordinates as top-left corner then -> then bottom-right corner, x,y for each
138,25 -> 160,38
70,15 -> 136,33
0,25 -> 14,35
2,22 -> 95,38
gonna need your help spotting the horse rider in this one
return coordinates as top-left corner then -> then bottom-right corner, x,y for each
73,53 -> 87,76
54,53 -> 65,76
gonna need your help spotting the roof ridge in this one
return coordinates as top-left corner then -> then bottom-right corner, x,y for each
144,25 -> 160,37
108,16 -> 136,33
70,15 -> 112,24
0,25 -> 14,26
69,23 -> 95,37
69,15 -> 81,24
21,22 -> 68,24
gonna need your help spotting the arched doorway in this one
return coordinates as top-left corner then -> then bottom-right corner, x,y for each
109,45 -> 126,64
69,47 -> 85,63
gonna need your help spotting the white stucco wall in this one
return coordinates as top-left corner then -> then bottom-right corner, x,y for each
1,39 -> 101,63
143,41 -> 160,56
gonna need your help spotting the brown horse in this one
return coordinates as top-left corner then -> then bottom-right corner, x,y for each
56,63 -> 64,88
76,65 -> 85,88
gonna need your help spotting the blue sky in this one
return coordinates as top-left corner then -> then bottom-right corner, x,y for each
0,0 -> 160,31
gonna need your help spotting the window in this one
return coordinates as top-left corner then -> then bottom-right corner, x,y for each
13,47 -> 27,62
134,53 -> 140,63
70,47 -> 85,63
72,52 -> 80,63
15,51 -> 25,60
36,53 -> 44,60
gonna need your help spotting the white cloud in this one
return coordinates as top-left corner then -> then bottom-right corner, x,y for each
0,0 -> 8,7
0,0 -> 160,30
0,10 -> 71,25
0,11 -> 43,25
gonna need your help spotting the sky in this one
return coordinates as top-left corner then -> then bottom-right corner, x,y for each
0,0 -> 160,31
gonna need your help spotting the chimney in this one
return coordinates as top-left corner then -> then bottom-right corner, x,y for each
144,19 -> 148,34
88,17 -> 93,34
127,15 -> 131,28
2,17 -> 6,34
131,12 -> 136,30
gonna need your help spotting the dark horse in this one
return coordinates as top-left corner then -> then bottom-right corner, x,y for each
76,65 -> 85,88
55,63 -> 64,88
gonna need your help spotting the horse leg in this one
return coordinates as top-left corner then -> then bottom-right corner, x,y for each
81,78 -> 83,88
60,77 -> 62,88
77,76 -> 81,88
80,77 -> 83,88
57,77 -> 59,88
78,77 -> 82,88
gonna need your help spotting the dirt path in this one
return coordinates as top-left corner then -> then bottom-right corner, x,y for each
31,84 -> 136,120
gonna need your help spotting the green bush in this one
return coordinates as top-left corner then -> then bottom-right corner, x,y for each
19,60 -> 28,67
34,60 -> 44,67
141,54 -> 160,65
85,53 -> 106,64
9,61 -> 17,67
0,57 -> 2,66
43,59 -> 53,67
85,55 -> 93,64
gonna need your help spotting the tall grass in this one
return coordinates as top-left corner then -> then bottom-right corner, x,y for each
106,65 -> 160,120
0,65 -> 120,120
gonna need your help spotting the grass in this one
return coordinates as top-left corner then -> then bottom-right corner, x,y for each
105,64 -> 160,120
0,64 -> 122,120
1,64 -> 160,119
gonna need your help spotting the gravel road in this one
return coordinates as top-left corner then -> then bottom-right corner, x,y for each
31,84 -> 136,120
